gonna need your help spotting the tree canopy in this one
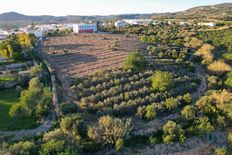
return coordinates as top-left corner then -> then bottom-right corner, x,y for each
152,71 -> 174,92
123,52 -> 147,71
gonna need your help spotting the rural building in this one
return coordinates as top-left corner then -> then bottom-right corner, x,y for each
197,22 -> 216,27
0,30 -> 10,40
73,23 -> 97,33
114,21 -> 127,27
179,21 -> 190,26
123,19 -> 153,26
28,30 -> 44,38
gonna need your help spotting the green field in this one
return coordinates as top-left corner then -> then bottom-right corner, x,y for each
0,88 -> 38,131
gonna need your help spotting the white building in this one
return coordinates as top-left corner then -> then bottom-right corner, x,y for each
179,21 -> 190,26
0,30 -> 10,40
29,29 -> 44,38
197,22 -> 216,27
114,21 -> 127,27
123,19 -> 153,26
73,23 -> 97,33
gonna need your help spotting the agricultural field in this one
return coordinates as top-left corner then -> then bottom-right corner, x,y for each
42,34 -> 146,79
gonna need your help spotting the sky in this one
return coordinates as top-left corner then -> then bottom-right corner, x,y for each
0,0 -> 231,16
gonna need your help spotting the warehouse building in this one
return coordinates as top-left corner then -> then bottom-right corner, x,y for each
73,23 -> 97,33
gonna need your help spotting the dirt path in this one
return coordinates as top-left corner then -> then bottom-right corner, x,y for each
0,112 -> 55,141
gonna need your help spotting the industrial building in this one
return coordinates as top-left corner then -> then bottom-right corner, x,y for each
73,23 -> 97,33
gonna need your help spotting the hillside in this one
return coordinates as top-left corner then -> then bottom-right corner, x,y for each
0,12 -> 153,27
153,3 -> 232,19
0,3 -> 231,27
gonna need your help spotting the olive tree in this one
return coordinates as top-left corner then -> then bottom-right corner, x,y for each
152,71 -> 174,92
87,115 -> 132,145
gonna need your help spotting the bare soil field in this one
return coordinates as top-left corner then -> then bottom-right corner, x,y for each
42,34 -> 146,79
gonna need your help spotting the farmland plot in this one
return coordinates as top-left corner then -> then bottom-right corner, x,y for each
42,34 -> 146,79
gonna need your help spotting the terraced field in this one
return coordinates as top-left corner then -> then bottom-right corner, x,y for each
42,34 -> 146,79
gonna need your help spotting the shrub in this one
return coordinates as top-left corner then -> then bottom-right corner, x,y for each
145,105 -> 157,120
195,44 -> 215,64
123,53 -> 147,71
222,53 -> 232,61
43,129 -> 64,142
225,77 -> 232,88
39,140 -> 65,155
164,98 -> 180,111
30,65 -> 42,77
87,115 -> 132,145
60,114 -> 83,141
192,117 -> 214,136
148,135 -> 158,145
162,121 -> 185,144
182,93 -> 192,104
214,147 -> 227,155
8,141 -> 37,155
152,71 -> 174,92
207,61 -> 232,74
184,37 -> 203,49
115,138 -> 124,151
181,105 -> 196,120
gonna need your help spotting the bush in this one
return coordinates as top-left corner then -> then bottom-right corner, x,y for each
43,129 -> 64,142
182,93 -> 192,104
87,115 -> 132,145
115,138 -> 124,151
60,114 -> 83,141
145,105 -> 157,120
164,98 -> 180,111
152,71 -> 174,92
223,53 -> 232,61
192,117 -> 214,136
194,44 -> 215,64
225,77 -> 232,88
181,105 -> 196,120
30,65 -> 42,77
8,141 -> 37,155
208,61 -> 232,74
39,140 -> 65,155
123,53 -> 147,71
162,121 -> 185,144
148,135 -> 158,145
214,147 -> 227,155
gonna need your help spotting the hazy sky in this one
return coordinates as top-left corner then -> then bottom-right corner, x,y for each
0,0 -> 231,16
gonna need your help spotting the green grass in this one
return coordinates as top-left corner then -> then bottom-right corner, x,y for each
0,88 -> 38,131
0,75 -> 15,84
